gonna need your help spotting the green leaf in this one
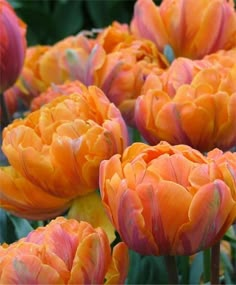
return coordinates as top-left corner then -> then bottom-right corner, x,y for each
223,226 -> 236,244
7,213 -> 33,239
126,250 -> 168,284
85,0 -> 135,28
0,209 -> 17,243
7,0 -> 23,9
52,1 -> 84,41
13,7 -> 55,45
190,252 -> 203,284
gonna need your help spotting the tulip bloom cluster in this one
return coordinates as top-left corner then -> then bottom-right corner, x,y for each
100,141 -> 236,256
0,82 -> 128,219
0,217 -> 129,284
7,22 -> 168,126
1,0 -> 236,283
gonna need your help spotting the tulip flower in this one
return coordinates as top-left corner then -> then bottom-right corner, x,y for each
0,0 -> 26,129
12,35 -> 95,108
135,64 -> 236,152
0,0 -> 26,92
0,217 -> 129,284
130,0 -> 236,59
63,29 -> 168,126
0,82 -> 129,221
99,141 -> 236,256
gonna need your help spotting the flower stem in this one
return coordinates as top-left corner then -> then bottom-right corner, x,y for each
211,242 -> 220,285
164,255 -> 179,284
179,255 -> 189,284
203,248 -> 211,283
0,93 -> 10,131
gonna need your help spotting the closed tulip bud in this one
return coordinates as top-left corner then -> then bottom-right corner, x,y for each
0,0 -> 26,92
0,217 -> 129,284
99,141 -> 236,256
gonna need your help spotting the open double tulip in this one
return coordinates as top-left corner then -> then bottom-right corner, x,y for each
0,0 -> 26,92
131,0 -> 236,59
12,35 -> 94,107
0,82 -> 128,220
0,217 -> 129,284
99,141 -> 236,256
135,64 -> 236,152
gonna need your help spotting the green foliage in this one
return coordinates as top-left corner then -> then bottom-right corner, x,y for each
7,0 -> 139,45
126,250 -> 168,284
0,209 -> 33,243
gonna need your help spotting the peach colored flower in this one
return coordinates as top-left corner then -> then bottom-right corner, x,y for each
1,82 -> 128,220
135,64 -> 236,151
99,141 -> 236,256
0,217 -> 129,284
0,0 -> 26,92
131,0 -> 236,59
13,35 -> 94,107
27,34 -> 168,126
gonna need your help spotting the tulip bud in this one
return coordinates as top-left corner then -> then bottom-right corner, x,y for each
0,0 -> 26,93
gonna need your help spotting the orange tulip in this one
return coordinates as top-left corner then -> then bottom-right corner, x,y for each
131,0 -> 236,59
0,0 -> 26,92
99,141 -> 236,256
135,64 -> 236,151
0,217 -> 129,284
13,35 -> 95,107
1,82 -> 128,219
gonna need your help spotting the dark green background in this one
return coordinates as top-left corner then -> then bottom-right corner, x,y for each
8,0 -> 163,46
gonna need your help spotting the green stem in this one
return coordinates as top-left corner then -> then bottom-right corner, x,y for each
164,255 -> 179,284
180,255 -> 189,284
0,93 -> 10,131
203,248 -> 211,283
211,242 -> 220,285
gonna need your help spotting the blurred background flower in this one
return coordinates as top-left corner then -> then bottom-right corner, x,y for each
131,0 -> 236,59
0,0 -> 26,93
0,217 -> 129,284
0,0 -> 27,129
